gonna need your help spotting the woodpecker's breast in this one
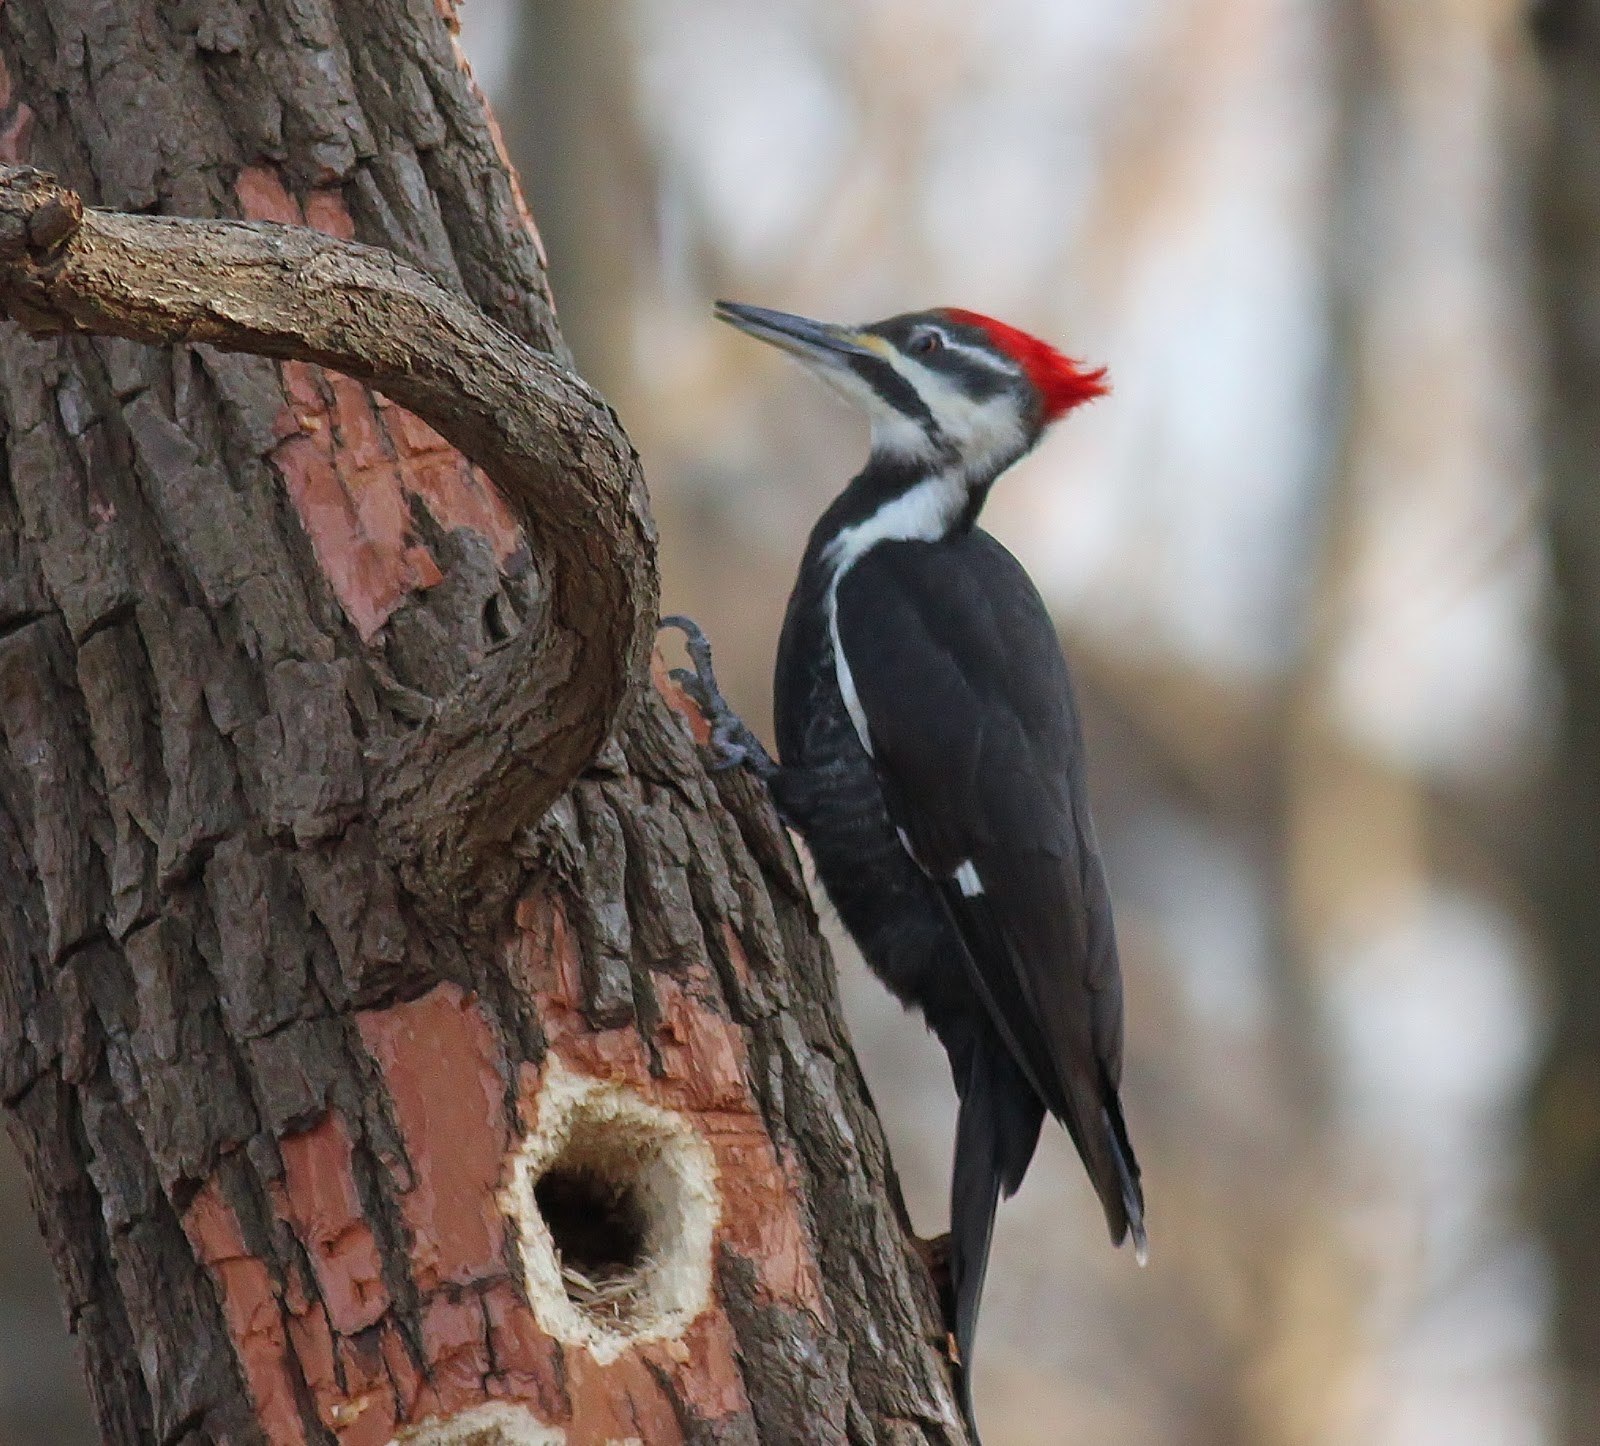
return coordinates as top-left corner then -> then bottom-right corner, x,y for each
772,523 -> 1002,1039
782,466 -> 973,765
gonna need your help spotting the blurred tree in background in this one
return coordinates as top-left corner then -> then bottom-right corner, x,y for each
1533,0 -> 1600,1441
1,1 -> 1594,1442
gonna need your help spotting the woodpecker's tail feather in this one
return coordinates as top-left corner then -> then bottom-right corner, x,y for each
950,1044 -> 1045,1443
1102,1092 -> 1147,1264
950,1078 -> 1002,1444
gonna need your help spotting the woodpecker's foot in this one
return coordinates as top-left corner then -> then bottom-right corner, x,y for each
659,615 -> 778,778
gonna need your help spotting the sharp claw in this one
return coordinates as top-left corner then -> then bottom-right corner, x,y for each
658,613 -> 777,778
668,668 -> 712,711
709,720 -> 751,768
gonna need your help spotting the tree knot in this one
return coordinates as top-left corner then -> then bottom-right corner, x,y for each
0,165 -> 83,269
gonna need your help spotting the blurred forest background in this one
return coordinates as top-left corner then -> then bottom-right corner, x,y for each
4,2 -> 1597,1443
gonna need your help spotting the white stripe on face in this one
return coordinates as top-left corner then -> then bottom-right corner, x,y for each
871,339 -> 1031,479
790,323 -> 1032,475
940,335 -> 1022,378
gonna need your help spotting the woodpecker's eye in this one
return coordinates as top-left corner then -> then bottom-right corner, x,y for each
911,329 -> 944,357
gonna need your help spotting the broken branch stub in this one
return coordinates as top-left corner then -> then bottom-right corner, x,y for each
0,164 -> 658,904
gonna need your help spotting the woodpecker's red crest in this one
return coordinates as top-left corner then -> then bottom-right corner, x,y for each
940,308 -> 1110,421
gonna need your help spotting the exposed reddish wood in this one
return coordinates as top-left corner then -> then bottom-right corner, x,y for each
183,1185 -> 310,1446
276,1116 -> 391,1335
303,189 -> 358,242
356,986 -> 509,1293
412,1291 -> 495,1421
482,1282 -> 567,1417
233,165 -> 306,228
0,50 -> 31,167
169,872 -> 913,1441
236,164 -> 523,644
0,102 -> 32,163
272,360 -> 449,640
280,1290 -> 343,1434
325,1334 -> 398,1446
565,1349 -> 687,1445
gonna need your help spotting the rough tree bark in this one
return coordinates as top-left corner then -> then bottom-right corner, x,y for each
1533,3 -> 1600,1442
0,5 -> 960,1444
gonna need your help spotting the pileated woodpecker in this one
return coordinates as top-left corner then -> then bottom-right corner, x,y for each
666,301 -> 1144,1442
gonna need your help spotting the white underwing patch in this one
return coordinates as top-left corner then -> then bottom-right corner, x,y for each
830,608 -> 874,757
885,348 -> 1030,481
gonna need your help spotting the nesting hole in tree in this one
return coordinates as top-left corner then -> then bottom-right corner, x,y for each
505,1063 -> 719,1361
534,1159 -> 650,1322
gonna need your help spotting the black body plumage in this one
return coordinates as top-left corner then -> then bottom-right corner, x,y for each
699,300 -> 1145,1443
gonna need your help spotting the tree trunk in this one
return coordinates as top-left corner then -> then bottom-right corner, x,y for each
0,4 -> 960,1443
1533,3 -> 1600,1442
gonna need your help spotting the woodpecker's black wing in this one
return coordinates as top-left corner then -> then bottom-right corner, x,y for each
833,530 -> 1143,1244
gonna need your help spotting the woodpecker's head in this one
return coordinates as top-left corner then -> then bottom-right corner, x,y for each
716,300 -> 1107,482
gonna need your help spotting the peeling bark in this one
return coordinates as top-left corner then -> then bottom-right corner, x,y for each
0,4 -> 962,1444
0,162 -> 655,913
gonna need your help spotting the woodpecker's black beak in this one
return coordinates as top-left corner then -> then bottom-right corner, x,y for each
714,300 -> 878,365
